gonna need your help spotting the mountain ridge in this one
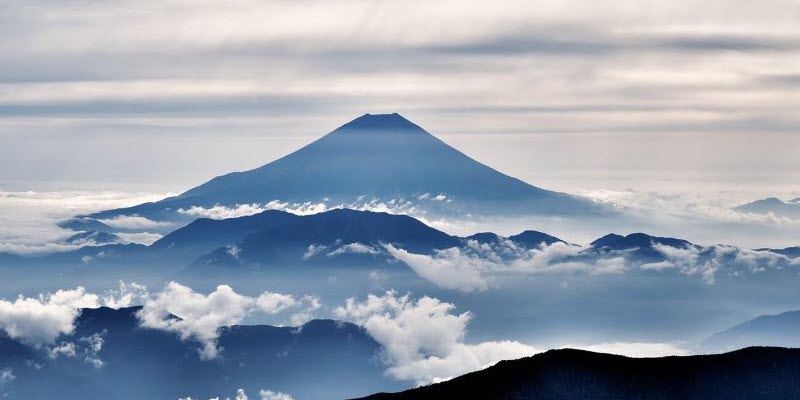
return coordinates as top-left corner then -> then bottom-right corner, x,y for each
353,347 -> 800,400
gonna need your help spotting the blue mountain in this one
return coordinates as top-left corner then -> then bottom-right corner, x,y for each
734,197 -> 800,219
701,310 -> 800,353
58,217 -> 114,233
0,306 -> 402,400
86,113 -> 604,223
465,230 -> 566,248
508,230 -> 566,247
180,209 -> 576,271
759,246 -> 800,258
151,210 -> 302,256
588,233 -> 697,260
1,208 -> 572,273
65,231 -> 121,245
189,208 -> 463,269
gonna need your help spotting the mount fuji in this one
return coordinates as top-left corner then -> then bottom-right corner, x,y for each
87,113 -> 604,223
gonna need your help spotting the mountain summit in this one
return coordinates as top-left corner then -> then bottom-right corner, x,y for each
90,113 -> 602,222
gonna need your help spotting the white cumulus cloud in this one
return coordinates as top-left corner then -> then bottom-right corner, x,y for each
334,290 -> 539,384
0,287 -> 100,345
259,389 -> 294,400
137,282 -> 320,359
179,388 -> 293,400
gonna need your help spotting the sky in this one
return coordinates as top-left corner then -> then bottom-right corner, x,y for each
1,0 -> 798,200
1,3 -> 800,388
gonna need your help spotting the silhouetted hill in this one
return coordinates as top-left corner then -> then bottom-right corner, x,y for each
508,230 -> 566,247
354,347 -> 800,400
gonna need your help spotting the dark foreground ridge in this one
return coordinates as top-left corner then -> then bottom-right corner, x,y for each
353,347 -> 800,400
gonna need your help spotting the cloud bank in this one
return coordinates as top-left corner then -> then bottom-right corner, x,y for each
0,190 -> 170,255
385,235 -> 800,291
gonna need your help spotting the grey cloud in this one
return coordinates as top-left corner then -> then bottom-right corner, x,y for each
429,31 -> 797,57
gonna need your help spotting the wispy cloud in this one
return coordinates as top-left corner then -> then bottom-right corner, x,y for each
97,215 -> 172,230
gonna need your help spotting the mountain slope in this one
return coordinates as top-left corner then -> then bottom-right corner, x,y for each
354,347 -> 800,400
87,113 -> 603,222
701,310 -> 800,353
150,210 -> 302,256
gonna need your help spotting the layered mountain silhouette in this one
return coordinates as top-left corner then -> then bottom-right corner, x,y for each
86,113 -> 604,223
354,347 -> 800,400
0,306 -> 401,400
7,210 -> 800,283
9,209 -> 572,271
701,310 -> 800,353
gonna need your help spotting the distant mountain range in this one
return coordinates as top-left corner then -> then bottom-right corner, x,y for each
701,310 -> 800,353
6,209 -> 571,271
5,209 -> 799,284
735,197 -> 800,219
0,306 -> 401,400
83,113 -> 605,224
353,347 -> 800,400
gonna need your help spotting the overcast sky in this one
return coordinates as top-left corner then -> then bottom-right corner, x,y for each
1,0 -> 799,199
